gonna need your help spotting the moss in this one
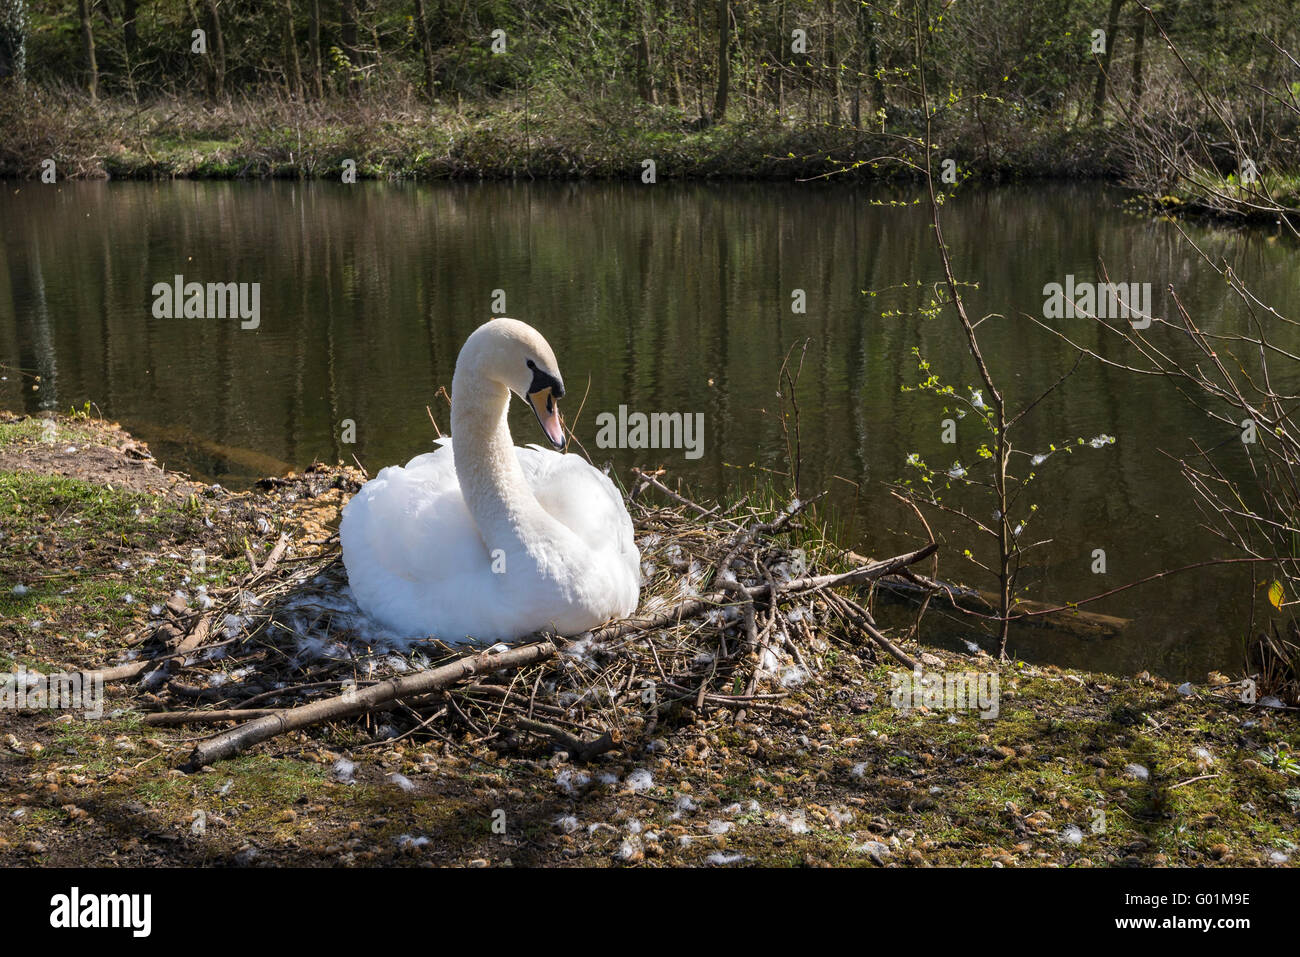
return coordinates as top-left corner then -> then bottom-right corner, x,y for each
0,472 -> 205,639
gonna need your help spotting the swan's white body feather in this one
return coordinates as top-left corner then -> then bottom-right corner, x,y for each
341,437 -> 640,642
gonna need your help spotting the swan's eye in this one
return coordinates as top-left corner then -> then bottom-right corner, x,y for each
526,360 -> 563,399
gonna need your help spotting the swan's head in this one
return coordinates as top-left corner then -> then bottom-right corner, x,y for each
460,317 -> 567,450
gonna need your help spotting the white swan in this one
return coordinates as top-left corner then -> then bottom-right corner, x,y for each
340,318 -> 640,643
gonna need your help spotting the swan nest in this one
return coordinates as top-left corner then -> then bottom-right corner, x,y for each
128,465 -> 934,766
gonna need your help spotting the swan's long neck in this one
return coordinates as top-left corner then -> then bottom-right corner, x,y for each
451,368 -> 548,552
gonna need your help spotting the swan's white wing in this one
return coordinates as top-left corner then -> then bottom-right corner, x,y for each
341,444 -> 488,602
517,447 -> 633,554
341,440 -> 640,641
516,445 -> 641,618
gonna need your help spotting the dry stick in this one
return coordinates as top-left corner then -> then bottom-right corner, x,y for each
630,468 -> 726,520
260,532 -> 291,574
141,613 -> 214,688
742,618 -> 779,702
515,719 -> 621,762
144,708 -> 287,725
719,578 -> 759,650
83,659 -> 164,684
1169,773 -> 1221,790
694,645 -> 719,713
763,561 -> 809,673
80,614 -> 217,685
785,617 -> 811,672
749,543 -> 938,598
183,640 -> 559,770
238,531 -> 292,590
182,544 -> 938,769
826,592 -> 918,670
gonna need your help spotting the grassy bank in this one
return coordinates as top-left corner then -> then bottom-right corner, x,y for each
0,411 -> 1296,867
0,87 -> 1120,183
6,89 -> 1296,228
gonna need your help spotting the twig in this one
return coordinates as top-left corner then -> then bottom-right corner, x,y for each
1169,773 -> 1221,790
183,639 -> 560,770
825,592 -> 918,670
515,719 -> 621,762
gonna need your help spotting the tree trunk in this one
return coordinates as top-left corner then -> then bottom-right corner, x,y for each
364,0 -> 382,72
77,0 -> 98,99
122,0 -> 137,61
206,0 -> 226,99
1130,7 -> 1146,104
412,0 -> 436,100
851,0 -> 863,127
0,0 -> 27,83
309,0 -> 322,96
284,0 -> 303,96
774,0 -> 785,116
636,6 -> 655,103
341,0 -> 358,67
712,0 -> 729,120
865,2 -> 884,118
1091,0 -> 1125,123
829,0 -> 841,125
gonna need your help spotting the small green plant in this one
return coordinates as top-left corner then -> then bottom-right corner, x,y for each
1259,743 -> 1300,776
892,340 -> 1112,656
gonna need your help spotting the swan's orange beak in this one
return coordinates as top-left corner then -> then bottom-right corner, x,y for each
528,387 -> 566,450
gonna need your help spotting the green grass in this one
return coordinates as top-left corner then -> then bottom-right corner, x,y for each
0,416 -> 101,450
834,659 -> 1300,864
0,468 -> 241,666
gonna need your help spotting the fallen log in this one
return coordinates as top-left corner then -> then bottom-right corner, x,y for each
183,639 -> 560,771
847,550 -> 1130,639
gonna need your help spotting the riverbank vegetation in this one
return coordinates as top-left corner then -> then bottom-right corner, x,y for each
0,0 -> 1297,220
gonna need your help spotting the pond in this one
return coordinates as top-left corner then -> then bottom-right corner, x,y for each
3,179 -> 1297,680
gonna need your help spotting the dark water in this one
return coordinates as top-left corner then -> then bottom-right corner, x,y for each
3,180 -> 1298,679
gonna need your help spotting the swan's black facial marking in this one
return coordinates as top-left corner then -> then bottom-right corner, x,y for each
525,359 -> 566,450
526,358 -> 565,399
